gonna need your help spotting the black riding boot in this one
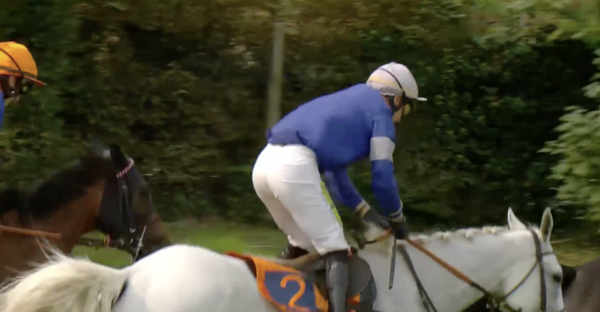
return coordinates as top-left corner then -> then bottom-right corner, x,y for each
325,250 -> 350,312
278,244 -> 309,259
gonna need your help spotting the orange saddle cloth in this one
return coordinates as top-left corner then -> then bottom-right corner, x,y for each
227,252 -> 365,312
227,251 -> 329,312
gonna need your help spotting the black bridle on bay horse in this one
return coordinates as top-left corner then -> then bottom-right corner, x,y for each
0,157 -> 148,264
83,157 -> 149,263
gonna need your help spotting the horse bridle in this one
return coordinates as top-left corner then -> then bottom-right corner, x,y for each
97,158 -> 147,263
488,228 -> 561,312
357,228 -> 565,312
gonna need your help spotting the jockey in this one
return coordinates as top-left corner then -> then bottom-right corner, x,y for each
0,41 -> 45,128
252,62 -> 426,312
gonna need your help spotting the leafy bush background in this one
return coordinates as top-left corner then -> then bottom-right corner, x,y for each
0,0 -> 598,231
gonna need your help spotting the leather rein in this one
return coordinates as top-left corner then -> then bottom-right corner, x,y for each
356,228 -> 561,312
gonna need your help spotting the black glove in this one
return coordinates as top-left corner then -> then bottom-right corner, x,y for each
389,213 -> 409,240
355,201 -> 389,229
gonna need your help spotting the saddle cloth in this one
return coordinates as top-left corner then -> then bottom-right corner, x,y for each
227,252 -> 366,312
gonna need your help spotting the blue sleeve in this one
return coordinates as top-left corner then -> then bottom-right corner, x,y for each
323,169 -> 363,211
0,92 -> 4,129
370,112 -> 403,218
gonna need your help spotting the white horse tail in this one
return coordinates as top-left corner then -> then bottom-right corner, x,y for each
0,247 -> 129,312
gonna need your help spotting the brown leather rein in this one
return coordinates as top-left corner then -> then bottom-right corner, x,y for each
0,224 -> 128,249
0,224 -> 61,240
362,228 -> 563,312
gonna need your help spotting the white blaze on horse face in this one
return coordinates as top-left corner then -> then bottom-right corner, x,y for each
501,208 -> 565,312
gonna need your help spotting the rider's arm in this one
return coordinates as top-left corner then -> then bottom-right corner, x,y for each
370,112 -> 403,218
322,169 -> 363,212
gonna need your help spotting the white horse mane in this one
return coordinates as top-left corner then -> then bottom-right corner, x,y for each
0,244 -> 123,312
408,226 -> 508,243
360,221 -> 542,248
409,225 -> 537,243
248,224 -> 542,270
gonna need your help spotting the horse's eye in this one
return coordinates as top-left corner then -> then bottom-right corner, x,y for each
552,274 -> 562,284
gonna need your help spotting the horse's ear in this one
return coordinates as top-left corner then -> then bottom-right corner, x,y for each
540,207 -> 554,243
89,136 -> 109,157
109,144 -> 129,169
507,207 -> 527,231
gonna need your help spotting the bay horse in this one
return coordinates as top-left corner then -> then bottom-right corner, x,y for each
562,255 -> 600,312
0,142 -> 171,285
0,208 -> 564,312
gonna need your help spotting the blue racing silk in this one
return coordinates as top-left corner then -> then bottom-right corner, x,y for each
0,89 -> 4,129
267,83 -> 402,217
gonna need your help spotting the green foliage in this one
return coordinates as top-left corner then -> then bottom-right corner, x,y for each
542,107 -> 600,220
536,0 -> 600,224
1,0 -> 598,228
0,0 -> 95,184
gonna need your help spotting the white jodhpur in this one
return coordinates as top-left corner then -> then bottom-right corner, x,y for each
252,143 -> 350,255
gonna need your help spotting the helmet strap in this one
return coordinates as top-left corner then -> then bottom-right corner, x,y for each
0,76 -> 18,99
377,66 -> 413,115
0,48 -> 36,98
0,47 -> 29,99
0,47 -> 25,78
385,94 -> 410,115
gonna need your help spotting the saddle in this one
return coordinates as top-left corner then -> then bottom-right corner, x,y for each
227,251 -> 377,312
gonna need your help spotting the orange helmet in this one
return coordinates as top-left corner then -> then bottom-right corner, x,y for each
0,41 -> 45,86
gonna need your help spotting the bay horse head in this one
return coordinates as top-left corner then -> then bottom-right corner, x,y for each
0,140 -> 171,283
89,138 -> 171,261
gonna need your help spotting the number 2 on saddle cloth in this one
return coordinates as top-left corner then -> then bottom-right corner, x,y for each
227,252 -> 365,312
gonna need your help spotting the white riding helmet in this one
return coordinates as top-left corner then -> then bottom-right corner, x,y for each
366,62 -> 427,101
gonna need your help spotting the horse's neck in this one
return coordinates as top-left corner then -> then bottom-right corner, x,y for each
31,182 -> 106,250
0,207 -> 94,286
362,231 -> 532,312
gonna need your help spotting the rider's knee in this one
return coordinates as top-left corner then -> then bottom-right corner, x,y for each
324,249 -> 350,262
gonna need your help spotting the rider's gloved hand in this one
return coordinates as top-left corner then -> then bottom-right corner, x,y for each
389,212 -> 409,240
355,201 -> 410,239
354,201 -> 389,230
